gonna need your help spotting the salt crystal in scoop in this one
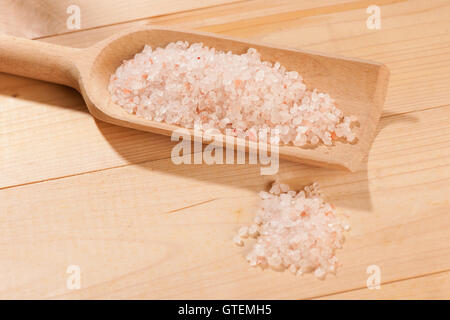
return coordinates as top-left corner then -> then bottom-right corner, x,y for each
109,42 -> 358,146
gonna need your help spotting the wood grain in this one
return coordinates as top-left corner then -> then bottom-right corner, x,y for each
0,0 -> 241,38
1,106 -> 448,299
0,25 -> 389,172
0,0 -> 449,299
319,271 -> 450,299
41,0 -> 450,115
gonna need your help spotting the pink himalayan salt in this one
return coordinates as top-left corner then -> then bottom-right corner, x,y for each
108,41 -> 358,146
234,181 -> 349,280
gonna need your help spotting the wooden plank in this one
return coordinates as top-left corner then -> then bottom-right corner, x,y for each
0,0 -> 242,38
40,0 -> 450,115
1,0 -> 449,188
0,67 -> 448,190
318,270 -> 450,299
1,0 -> 449,299
0,106 -> 449,299
0,74 -> 177,188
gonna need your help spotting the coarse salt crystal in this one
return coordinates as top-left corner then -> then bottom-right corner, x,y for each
235,181 -> 349,279
238,226 -> 249,238
248,224 -> 259,237
279,183 -> 290,193
109,42 -> 358,147
233,235 -> 244,246
314,267 -> 326,280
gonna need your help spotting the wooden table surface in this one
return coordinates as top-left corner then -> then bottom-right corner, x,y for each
0,0 -> 449,299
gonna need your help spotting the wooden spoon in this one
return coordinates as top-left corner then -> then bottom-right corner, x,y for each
0,25 -> 389,171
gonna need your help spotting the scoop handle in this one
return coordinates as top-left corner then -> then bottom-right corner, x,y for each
0,35 -> 80,88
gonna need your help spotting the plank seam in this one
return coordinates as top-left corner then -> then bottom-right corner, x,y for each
33,0 -> 250,41
1,104 -> 449,191
307,268 -> 450,299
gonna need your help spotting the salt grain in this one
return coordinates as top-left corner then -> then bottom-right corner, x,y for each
236,181 -> 349,279
238,226 -> 249,238
279,183 -> 290,193
233,235 -> 244,246
248,224 -> 259,237
109,42 -> 358,146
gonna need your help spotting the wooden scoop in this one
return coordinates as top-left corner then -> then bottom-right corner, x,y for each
0,25 -> 389,171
